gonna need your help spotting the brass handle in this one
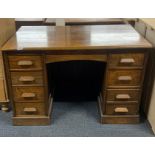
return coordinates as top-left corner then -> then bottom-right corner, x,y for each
19,76 -> 35,82
116,94 -> 131,100
21,93 -> 36,98
120,58 -> 135,64
17,60 -> 33,66
23,107 -> 37,113
114,107 -> 128,113
118,76 -> 132,81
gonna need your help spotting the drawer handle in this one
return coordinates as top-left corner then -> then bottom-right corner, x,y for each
21,93 -> 36,98
116,94 -> 131,100
23,107 -> 37,113
17,60 -> 33,66
114,107 -> 128,113
118,76 -> 132,81
19,76 -> 35,82
120,58 -> 135,64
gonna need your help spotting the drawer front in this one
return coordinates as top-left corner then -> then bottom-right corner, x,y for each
105,104 -> 139,115
12,86 -> 44,102
8,55 -> 43,70
107,70 -> 142,87
14,102 -> 46,116
11,71 -> 43,85
109,53 -> 144,68
106,89 -> 140,102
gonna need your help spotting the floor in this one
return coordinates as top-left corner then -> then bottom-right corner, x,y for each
0,101 -> 154,137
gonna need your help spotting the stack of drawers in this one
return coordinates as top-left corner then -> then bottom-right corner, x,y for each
103,53 -> 146,123
8,55 -> 46,117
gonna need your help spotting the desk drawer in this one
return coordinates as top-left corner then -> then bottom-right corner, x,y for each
8,55 -> 43,70
107,70 -> 142,87
14,102 -> 46,116
12,86 -> 44,102
105,104 -> 139,115
106,89 -> 140,102
11,71 -> 43,85
109,53 -> 144,68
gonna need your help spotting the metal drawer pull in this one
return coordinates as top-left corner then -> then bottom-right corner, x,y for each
120,58 -> 135,64
21,93 -> 36,98
118,76 -> 132,81
17,60 -> 33,66
19,76 -> 35,82
24,107 -> 37,113
114,107 -> 128,113
116,94 -> 131,100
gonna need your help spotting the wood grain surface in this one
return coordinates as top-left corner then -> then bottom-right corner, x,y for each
2,25 -> 152,51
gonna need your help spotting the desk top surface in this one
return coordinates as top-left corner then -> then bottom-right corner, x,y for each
2,25 -> 152,51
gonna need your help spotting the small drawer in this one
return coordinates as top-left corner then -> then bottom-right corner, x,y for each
109,53 -> 144,68
105,104 -> 139,115
12,86 -> 44,102
106,89 -> 140,102
8,55 -> 43,70
11,71 -> 43,85
107,70 -> 142,87
14,102 -> 46,116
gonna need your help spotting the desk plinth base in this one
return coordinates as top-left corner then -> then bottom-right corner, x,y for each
13,116 -> 51,126
98,96 -> 140,124
100,115 -> 140,124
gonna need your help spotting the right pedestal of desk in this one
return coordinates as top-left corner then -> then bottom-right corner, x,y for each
99,52 -> 148,124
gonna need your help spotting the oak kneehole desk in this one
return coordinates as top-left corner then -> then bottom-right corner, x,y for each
2,25 -> 152,126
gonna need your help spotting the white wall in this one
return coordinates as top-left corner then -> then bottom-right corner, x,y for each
148,81 -> 155,133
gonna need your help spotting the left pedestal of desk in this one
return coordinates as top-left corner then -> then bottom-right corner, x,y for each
3,54 -> 52,126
